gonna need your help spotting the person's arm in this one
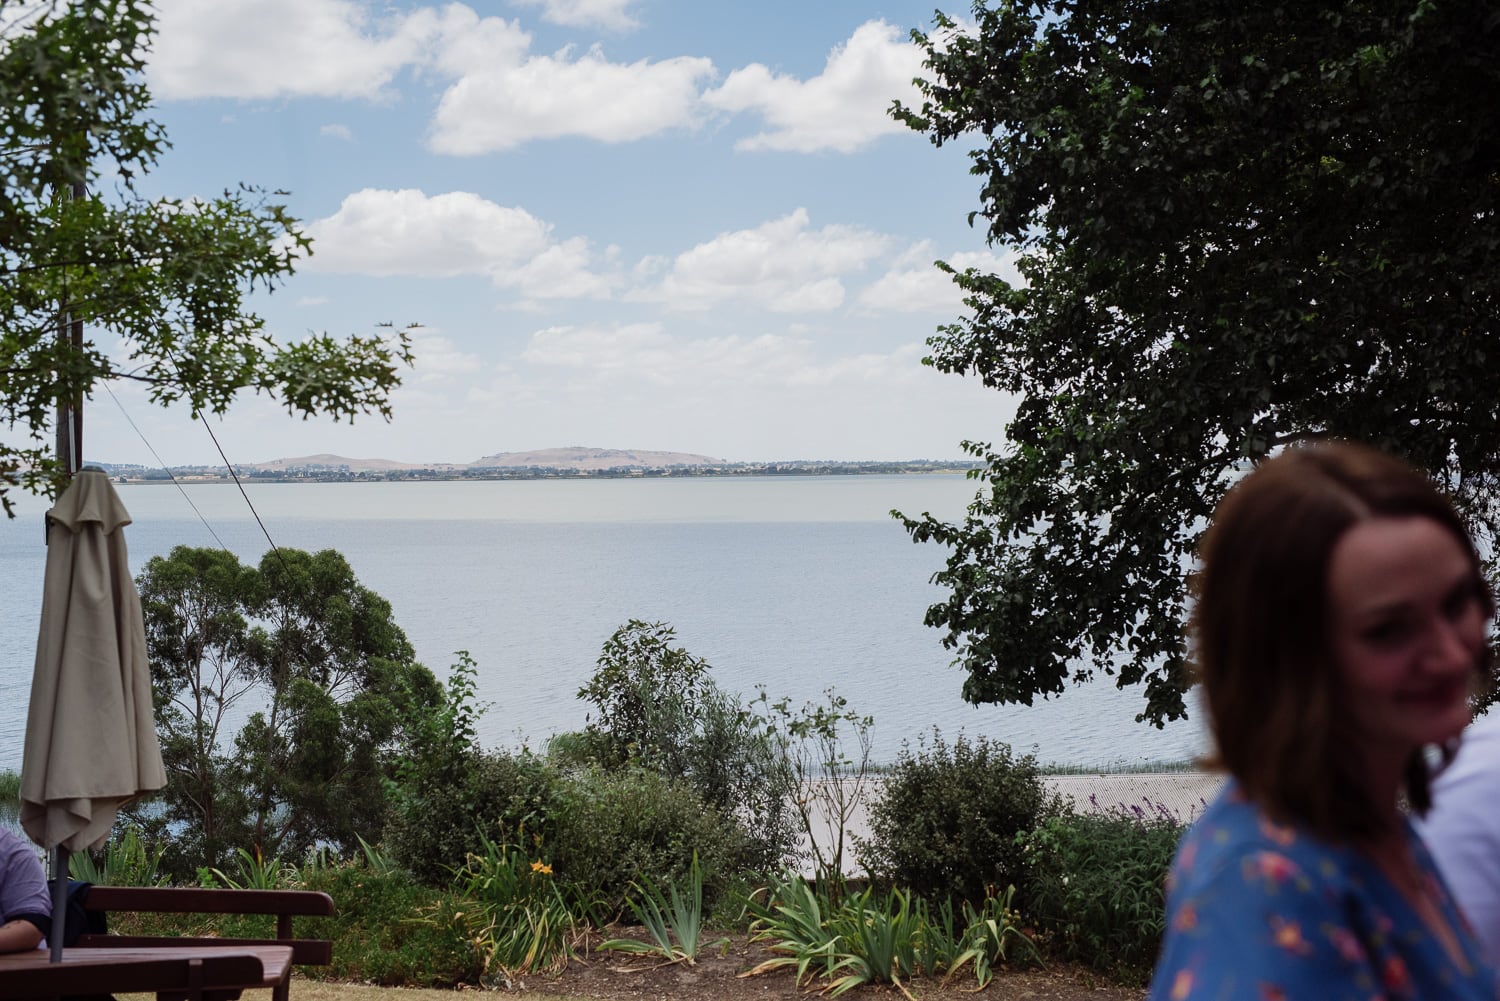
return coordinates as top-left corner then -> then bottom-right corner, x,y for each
0,916 -> 44,953
0,831 -> 52,952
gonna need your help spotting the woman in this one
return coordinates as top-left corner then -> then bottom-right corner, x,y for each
1149,441 -> 1496,1000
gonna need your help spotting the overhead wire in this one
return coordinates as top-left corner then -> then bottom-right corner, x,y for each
102,381 -> 294,580
101,381 -> 231,552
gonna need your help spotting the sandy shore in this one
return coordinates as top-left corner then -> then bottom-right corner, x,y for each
801,771 -> 1224,876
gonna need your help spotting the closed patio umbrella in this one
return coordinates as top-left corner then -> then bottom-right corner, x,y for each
20,468 -> 166,960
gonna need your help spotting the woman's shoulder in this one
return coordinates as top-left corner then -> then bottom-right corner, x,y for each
1169,781 -> 1363,902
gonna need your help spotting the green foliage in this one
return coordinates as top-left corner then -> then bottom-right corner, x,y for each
858,730 -> 1060,906
208,846 -> 290,890
600,852 -> 719,965
1017,803 -> 1183,977
952,886 -> 1042,987
543,729 -> 609,769
745,875 -> 1039,995
134,546 -> 441,876
823,885 -> 924,996
295,862 -> 480,987
744,874 -> 842,986
0,770 -> 19,828
577,620 -> 799,873
0,1 -> 412,515
385,655 -> 561,886
116,861 -> 475,986
68,824 -> 167,887
547,766 -> 751,920
894,1 -> 1500,724
580,619 -> 713,771
450,832 -> 577,985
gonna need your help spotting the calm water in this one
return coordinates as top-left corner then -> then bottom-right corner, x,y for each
0,475 -> 1208,770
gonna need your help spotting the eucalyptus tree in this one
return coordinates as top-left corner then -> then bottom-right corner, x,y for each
136,546 -> 440,873
896,1 -> 1500,724
0,0 -> 411,511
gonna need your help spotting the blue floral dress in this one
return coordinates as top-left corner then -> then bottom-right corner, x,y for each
1148,782 -> 1497,1001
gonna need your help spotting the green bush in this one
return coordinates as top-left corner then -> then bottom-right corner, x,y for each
577,620 -> 799,872
857,730 -> 1061,906
298,862 -> 481,986
1016,801 -> 1183,978
385,654 -> 562,886
548,766 -> 753,920
385,748 -> 560,886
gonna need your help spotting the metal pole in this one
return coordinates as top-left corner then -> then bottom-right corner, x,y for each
46,178 -> 87,962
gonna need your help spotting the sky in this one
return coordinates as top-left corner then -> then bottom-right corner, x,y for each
81,0 -> 1023,467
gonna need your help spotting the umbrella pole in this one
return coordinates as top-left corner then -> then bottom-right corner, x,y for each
47,178 -> 85,963
50,847 -> 68,961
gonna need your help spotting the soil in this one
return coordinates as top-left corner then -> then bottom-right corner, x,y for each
512,929 -> 1148,1001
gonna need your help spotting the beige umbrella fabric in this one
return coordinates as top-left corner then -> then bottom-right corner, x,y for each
20,468 -> 166,854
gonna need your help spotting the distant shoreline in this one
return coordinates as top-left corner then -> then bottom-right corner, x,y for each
101,459 -> 983,486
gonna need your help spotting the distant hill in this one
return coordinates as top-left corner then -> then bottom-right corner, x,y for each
242,453 -> 461,472
233,447 -> 725,473
469,447 -> 726,470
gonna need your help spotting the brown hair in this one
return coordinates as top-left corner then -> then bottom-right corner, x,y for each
1193,440 -> 1493,840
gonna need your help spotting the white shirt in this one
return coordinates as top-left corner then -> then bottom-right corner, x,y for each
1417,713 -> 1500,964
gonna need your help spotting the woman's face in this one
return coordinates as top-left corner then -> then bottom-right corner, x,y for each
1327,516 -> 1487,757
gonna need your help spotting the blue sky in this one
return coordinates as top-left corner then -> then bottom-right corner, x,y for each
87,0 -> 1022,466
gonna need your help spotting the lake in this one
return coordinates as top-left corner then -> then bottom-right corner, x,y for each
0,474 -> 1208,770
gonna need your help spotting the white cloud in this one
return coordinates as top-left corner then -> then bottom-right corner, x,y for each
503,321 -> 1011,460
630,208 -> 890,312
523,323 -> 675,374
510,0 -> 640,31
302,188 -> 617,299
858,248 -> 1025,313
406,329 -> 483,382
320,123 -> 354,141
429,33 -> 714,153
148,0 -> 471,100
704,20 -> 925,153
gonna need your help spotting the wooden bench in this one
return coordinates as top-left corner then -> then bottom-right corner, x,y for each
0,943 -> 293,1001
70,887 -> 335,1001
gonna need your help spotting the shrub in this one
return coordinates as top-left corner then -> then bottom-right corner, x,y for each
857,730 -> 1061,906
451,832 -> 579,985
577,620 -> 799,872
548,766 -> 753,920
297,862 -> 480,986
386,748 -> 560,886
1016,800 -> 1183,978
385,654 -> 562,885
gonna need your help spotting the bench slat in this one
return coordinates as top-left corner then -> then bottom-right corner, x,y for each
76,933 -> 333,966
82,887 -> 336,917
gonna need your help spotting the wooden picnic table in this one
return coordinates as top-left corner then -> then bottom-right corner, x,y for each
0,942 -> 292,1001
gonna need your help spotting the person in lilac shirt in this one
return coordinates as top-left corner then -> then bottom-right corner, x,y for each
1148,442 -> 1496,1001
0,826 -> 50,952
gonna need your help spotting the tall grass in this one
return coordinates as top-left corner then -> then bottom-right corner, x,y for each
0,770 -> 20,829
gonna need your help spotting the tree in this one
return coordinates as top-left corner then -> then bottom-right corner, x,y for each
577,620 -> 799,872
893,1 -> 1500,725
0,1 -> 412,513
135,546 -> 441,873
136,545 -> 261,868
